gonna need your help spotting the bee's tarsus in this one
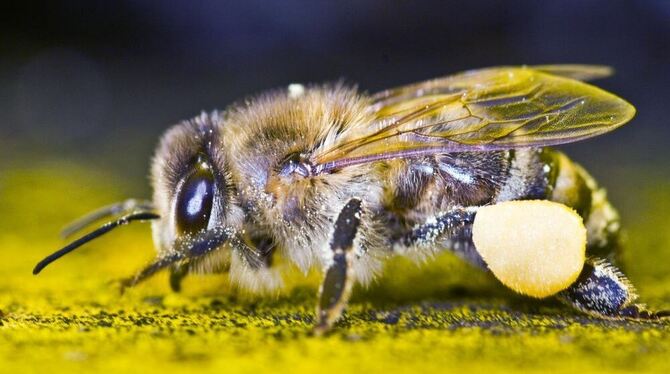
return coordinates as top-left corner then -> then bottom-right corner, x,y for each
617,305 -> 670,320
106,278 -> 130,295
119,254 -> 181,290
169,264 -> 190,292
557,259 -> 640,319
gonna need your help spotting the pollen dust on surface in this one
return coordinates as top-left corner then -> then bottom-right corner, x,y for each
1,162 -> 670,374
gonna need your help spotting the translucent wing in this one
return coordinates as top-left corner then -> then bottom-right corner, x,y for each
531,64 -> 613,81
313,65 -> 635,172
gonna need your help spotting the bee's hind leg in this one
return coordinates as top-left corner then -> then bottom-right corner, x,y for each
314,198 -> 363,335
394,209 -> 670,320
557,258 -> 670,320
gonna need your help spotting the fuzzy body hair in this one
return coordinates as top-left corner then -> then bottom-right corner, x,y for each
151,85 -> 389,290
149,83 -> 618,292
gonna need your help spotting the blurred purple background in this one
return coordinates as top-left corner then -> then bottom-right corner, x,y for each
1,1 -> 669,188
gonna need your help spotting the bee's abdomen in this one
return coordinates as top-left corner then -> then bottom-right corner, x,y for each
384,148 -> 620,258
384,151 -> 512,219
542,149 -> 621,257
493,148 -> 620,257
542,150 -> 593,217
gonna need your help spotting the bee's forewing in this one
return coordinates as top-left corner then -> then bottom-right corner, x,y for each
313,65 -> 634,172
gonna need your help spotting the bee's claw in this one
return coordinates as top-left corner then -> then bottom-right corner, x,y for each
312,324 -> 331,337
107,277 -> 135,295
618,304 -> 670,320
655,310 -> 670,318
647,309 -> 670,320
169,264 -> 189,293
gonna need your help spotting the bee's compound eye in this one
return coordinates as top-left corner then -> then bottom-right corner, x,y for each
176,167 -> 215,234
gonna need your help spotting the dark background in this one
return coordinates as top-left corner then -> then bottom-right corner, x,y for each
1,0 -> 668,190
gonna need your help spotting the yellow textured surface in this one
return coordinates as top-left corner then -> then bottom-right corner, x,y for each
1,162 -> 670,373
473,200 -> 586,298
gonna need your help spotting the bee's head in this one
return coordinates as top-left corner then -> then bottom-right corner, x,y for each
32,112 -> 246,278
150,112 -> 243,260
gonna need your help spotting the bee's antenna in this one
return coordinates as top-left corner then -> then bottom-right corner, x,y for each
33,211 -> 160,275
61,199 -> 154,239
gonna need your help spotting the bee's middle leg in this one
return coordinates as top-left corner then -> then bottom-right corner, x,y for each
314,198 -> 364,335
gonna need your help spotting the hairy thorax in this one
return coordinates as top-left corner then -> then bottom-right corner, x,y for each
220,85 -> 384,271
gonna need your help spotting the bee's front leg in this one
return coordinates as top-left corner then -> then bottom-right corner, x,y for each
168,232 -> 275,293
169,263 -> 190,292
118,228 -> 254,292
314,198 -> 363,335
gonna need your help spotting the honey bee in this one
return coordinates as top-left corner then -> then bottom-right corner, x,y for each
34,65 -> 669,333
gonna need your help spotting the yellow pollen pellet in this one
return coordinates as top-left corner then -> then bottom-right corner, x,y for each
472,200 -> 587,298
